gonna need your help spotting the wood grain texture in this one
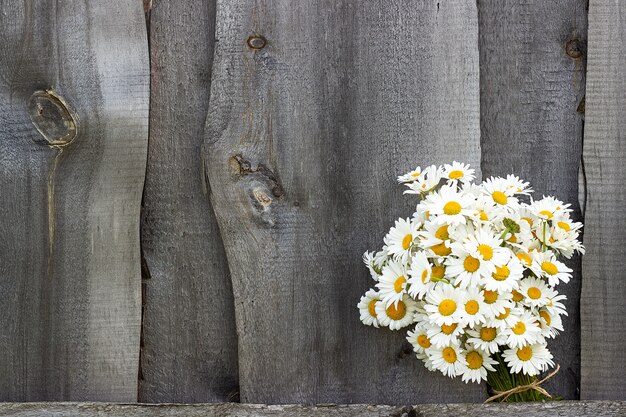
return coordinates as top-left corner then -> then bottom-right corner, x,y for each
139,0 -> 239,403
478,0 -> 587,399
0,0 -> 148,401
204,0 -> 482,404
580,0 -> 626,400
2,402 -> 626,417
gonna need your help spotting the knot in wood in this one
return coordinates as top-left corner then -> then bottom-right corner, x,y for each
247,35 -> 267,50
565,39 -> 583,59
29,90 -> 77,147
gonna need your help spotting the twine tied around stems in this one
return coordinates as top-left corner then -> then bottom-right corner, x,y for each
484,364 -> 560,403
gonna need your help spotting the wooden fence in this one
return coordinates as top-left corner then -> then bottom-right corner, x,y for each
0,0 -> 624,406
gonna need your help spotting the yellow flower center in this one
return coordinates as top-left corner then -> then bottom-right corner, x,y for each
402,234 -> 413,250
541,261 -> 558,275
441,323 -> 458,335
443,201 -> 462,215
557,221 -> 571,231
496,307 -> 511,320
483,290 -> 498,304
480,327 -> 497,342
539,210 -> 553,219
492,265 -> 510,281
465,300 -> 479,315
411,172 -> 421,178
417,335 -> 431,349
492,191 -> 508,205
539,310 -> 551,326
466,351 -> 483,370
368,300 -> 378,318
464,256 -> 480,272
439,299 -> 457,316
517,346 -> 533,361
479,211 -> 489,221
512,290 -> 524,302
527,287 -> 542,299
443,347 -> 457,363
394,276 -> 406,293
421,269 -> 429,283
431,243 -> 452,256
432,265 -> 446,279
386,302 -> 407,321
517,253 -> 532,266
449,170 -> 464,179
512,321 -> 526,335
435,225 -> 450,240
521,217 -> 533,227
477,244 -> 493,261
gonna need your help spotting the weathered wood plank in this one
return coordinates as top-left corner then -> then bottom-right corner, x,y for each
0,1 -> 148,401
204,0 -> 482,404
478,0 -> 587,399
139,0 -> 239,403
580,0 -> 626,400
1,402 -> 626,417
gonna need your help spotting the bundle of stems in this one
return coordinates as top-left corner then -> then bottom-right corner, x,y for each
486,352 -> 548,402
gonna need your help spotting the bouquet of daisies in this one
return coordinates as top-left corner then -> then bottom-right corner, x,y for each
358,162 -> 584,401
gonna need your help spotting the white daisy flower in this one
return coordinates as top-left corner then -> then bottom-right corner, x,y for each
460,347 -> 497,383
424,184 -> 475,225
514,249 -> 536,268
469,195 -> 500,225
545,292 -> 568,317
481,289 -> 513,319
377,260 -> 409,308
362,251 -> 382,281
403,165 -> 444,195
445,247 -> 492,289
504,174 -> 533,196
384,217 -> 420,262
424,285 -> 464,325
417,222 -> 453,256
462,228 -> 509,268
459,287 -> 487,328
530,251 -> 572,286
407,251 -> 434,299
483,255 -> 524,293
443,161 -> 475,185
488,306 -> 521,331
537,307 -> 564,339
503,342 -> 554,376
428,343 -> 466,377
518,276 -> 551,308
466,325 -> 507,354
397,166 -> 423,183
504,310 -> 544,348
426,321 -> 464,348
357,289 -> 381,327
530,196 -> 571,221
406,324 -> 432,354
482,177 -> 518,208
375,294 -> 418,330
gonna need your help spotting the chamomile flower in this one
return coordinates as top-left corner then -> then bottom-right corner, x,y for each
530,251 -> 572,286
463,228 -> 508,268
445,247 -> 492,289
375,295 -> 418,330
503,342 -> 554,376
483,255 -> 524,293
384,218 -> 420,262
424,285 -> 463,325
518,277 -> 551,308
417,222 -> 453,256
460,348 -> 497,383
537,307 -> 564,339
426,321 -> 464,348
407,251 -> 434,299
407,324 -> 432,354
357,290 -> 381,327
403,165 -> 443,195
424,184 -> 475,225
377,260 -> 409,307
504,310 -> 544,348
504,174 -> 533,196
481,289 -> 513,319
444,161 -> 475,185
459,287 -> 487,327
362,251 -> 382,281
545,292 -> 568,317
530,196 -> 571,221
482,177 -> 518,208
466,325 -> 507,354
429,343 -> 466,377
488,306 -> 521,331
397,166 -> 423,183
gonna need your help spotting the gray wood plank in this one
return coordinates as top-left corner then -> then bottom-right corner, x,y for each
1,402 -> 626,417
139,0 -> 239,403
478,0 -> 587,399
580,0 -> 626,401
0,1 -> 148,401
204,0 -> 482,404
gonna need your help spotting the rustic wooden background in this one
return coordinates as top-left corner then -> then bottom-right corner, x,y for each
0,0 -> 623,405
